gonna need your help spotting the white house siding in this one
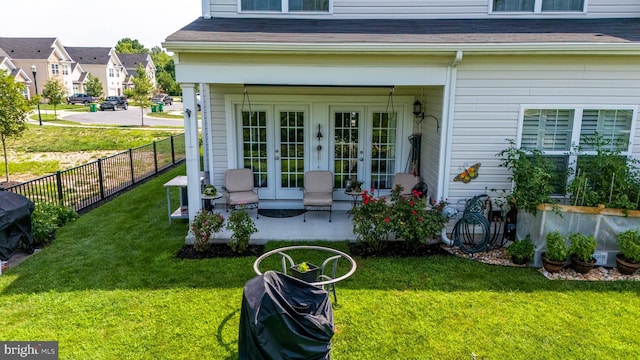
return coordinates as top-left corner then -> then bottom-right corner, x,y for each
421,86 -> 444,202
448,55 -> 640,208
208,0 -> 640,18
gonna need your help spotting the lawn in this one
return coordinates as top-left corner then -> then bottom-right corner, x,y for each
1,165 -> 639,359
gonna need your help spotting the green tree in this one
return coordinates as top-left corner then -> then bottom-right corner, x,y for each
156,72 -> 179,95
85,73 -> 103,98
0,70 -> 31,183
127,65 -> 154,126
116,38 -> 148,54
150,46 -> 178,95
42,78 -> 66,119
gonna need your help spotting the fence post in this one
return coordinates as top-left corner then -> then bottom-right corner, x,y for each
153,141 -> 158,174
170,135 -> 176,164
56,171 -> 63,203
97,158 -> 105,200
129,149 -> 135,185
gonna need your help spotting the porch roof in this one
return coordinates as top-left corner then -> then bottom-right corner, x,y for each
165,17 -> 640,48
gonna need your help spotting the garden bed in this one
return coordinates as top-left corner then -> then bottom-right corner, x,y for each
177,244 -> 264,259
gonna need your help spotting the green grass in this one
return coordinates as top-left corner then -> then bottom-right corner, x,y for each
148,111 -> 201,120
0,160 -> 59,176
1,165 -> 639,359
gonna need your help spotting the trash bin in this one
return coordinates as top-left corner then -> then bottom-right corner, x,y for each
157,102 -> 164,112
239,271 -> 334,360
151,104 -> 157,113
0,192 -> 35,261
89,103 -> 97,112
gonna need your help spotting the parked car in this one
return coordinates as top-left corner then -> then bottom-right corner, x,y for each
151,94 -> 173,105
99,96 -> 128,111
67,94 -> 98,105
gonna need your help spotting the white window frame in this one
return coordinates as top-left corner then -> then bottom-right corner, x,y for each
50,63 -> 59,75
108,68 -> 115,78
238,0 -> 333,14
489,0 -> 588,14
62,64 -> 69,75
517,104 -> 638,188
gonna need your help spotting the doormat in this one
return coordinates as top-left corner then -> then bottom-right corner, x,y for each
258,209 -> 306,218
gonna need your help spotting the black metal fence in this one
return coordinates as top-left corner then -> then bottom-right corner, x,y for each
4,133 -> 186,212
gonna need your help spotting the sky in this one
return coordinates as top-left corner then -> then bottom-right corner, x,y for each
0,0 -> 202,50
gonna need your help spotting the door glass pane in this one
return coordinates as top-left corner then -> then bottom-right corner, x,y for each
280,111 -> 305,188
370,111 -> 397,190
242,111 -> 268,187
334,112 -> 359,189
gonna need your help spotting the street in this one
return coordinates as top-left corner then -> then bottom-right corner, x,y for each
59,103 -> 192,127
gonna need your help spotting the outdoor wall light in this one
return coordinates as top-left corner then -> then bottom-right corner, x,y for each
412,100 -> 440,133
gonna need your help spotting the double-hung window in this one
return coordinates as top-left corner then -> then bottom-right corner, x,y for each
492,0 -> 584,12
50,63 -> 59,75
520,106 -> 636,194
241,0 -> 329,12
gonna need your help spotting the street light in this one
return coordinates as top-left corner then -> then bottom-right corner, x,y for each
30,65 -> 42,126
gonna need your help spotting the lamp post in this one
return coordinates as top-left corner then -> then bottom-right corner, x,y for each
30,65 -> 42,126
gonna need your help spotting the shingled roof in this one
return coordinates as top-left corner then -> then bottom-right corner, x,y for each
0,37 -> 57,59
118,53 -> 151,70
65,47 -> 113,65
165,17 -> 640,45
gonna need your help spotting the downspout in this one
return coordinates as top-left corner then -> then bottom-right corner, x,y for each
440,50 -> 463,246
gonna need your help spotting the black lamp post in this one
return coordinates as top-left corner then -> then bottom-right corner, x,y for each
30,65 -> 43,126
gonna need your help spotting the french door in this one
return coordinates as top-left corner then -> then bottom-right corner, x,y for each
238,105 -> 308,200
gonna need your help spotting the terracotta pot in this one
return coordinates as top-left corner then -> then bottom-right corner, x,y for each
541,253 -> 565,273
616,254 -> 640,275
571,255 -> 596,274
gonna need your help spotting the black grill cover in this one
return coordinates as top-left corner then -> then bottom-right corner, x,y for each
0,192 -> 35,260
239,271 -> 334,360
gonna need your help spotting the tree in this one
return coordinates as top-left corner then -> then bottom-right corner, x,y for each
156,72 -> 179,95
0,70 -> 31,183
150,47 -> 178,95
85,73 -> 103,98
127,65 -> 154,126
42,78 -> 66,119
116,38 -> 148,54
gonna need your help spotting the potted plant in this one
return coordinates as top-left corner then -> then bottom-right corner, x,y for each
569,233 -> 597,274
203,184 -> 218,196
541,231 -> 569,272
190,210 -> 224,252
226,209 -> 257,253
290,261 -> 319,283
506,235 -> 535,265
616,229 -> 640,275
352,180 -> 364,193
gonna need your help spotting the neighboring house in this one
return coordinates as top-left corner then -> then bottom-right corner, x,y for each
65,47 -> 128,96
163,1 -> 640,239
0,47 -> 33,99
70,62 -> 88,95
118,53 -> 157,89
0,37 -> 74,97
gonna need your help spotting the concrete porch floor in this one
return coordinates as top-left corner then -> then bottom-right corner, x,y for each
213,210 -> 355,244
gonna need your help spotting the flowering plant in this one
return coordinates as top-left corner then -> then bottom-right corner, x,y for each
226,209 -> 257,252
352,186 -> 449,251
203,184 -> 218,196
190,210 -> 224,252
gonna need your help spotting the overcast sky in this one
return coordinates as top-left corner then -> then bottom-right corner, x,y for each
0,0 -> 202,50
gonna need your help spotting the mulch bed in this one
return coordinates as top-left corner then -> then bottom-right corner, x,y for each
349,241 -> 453,258
177,244 -> 265,259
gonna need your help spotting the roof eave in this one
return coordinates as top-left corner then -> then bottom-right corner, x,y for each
162,41 -> 640,55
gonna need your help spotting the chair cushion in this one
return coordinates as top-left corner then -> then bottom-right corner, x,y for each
303,192 -> 333,206
304,171 -> 333,193
225,169 -> 255,192
392,173 -> 419,196
228,191 -> 259,205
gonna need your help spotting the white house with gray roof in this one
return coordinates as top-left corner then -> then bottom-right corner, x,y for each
118,53 -> 157,89
163,0 -> 640,242
65,47 -> 128,96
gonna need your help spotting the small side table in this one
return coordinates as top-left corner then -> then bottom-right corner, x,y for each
345,190 -> 364,217
201,193 -> 223,211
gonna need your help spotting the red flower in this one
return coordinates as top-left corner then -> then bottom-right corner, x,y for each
384,217 -> 390,223
363,198 -> 370,205
410,201 -> 415,206
418,217 -> 423,222
412,210 -> 417,215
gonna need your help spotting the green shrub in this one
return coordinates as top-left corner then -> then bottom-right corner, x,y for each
31,203 -> 78,245
569,233 -> 597,262
544,231 -> 569,262
616,229 -> 640,263
226,210 -> 257,253
190,210 -> 224,252
506,235 -> 535,264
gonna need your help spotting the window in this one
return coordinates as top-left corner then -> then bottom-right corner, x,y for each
520,107 -> 635,193
109,68 -> 115,77
51,64 -> 59,75
62,64 -> 69,75
492,0 -> 584,12
241,0 -> 329,12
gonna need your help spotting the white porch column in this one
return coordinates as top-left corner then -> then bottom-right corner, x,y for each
181,83 -> 201,224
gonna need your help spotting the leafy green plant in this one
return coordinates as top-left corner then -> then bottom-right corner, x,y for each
190,210 -> 224,252
351,180 -> 364,192
616,229 -> 640,263
31,202 -> 78,245
567,133 -> 640,211
569,233 -> 597,262
203,184 -> 217,196
506,235 -> 535,264
496,139 -> 559,215
296,262 -> 310,272
226,209 -> 257,253
544,231 -> 569,262
351,190 -> 393,252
